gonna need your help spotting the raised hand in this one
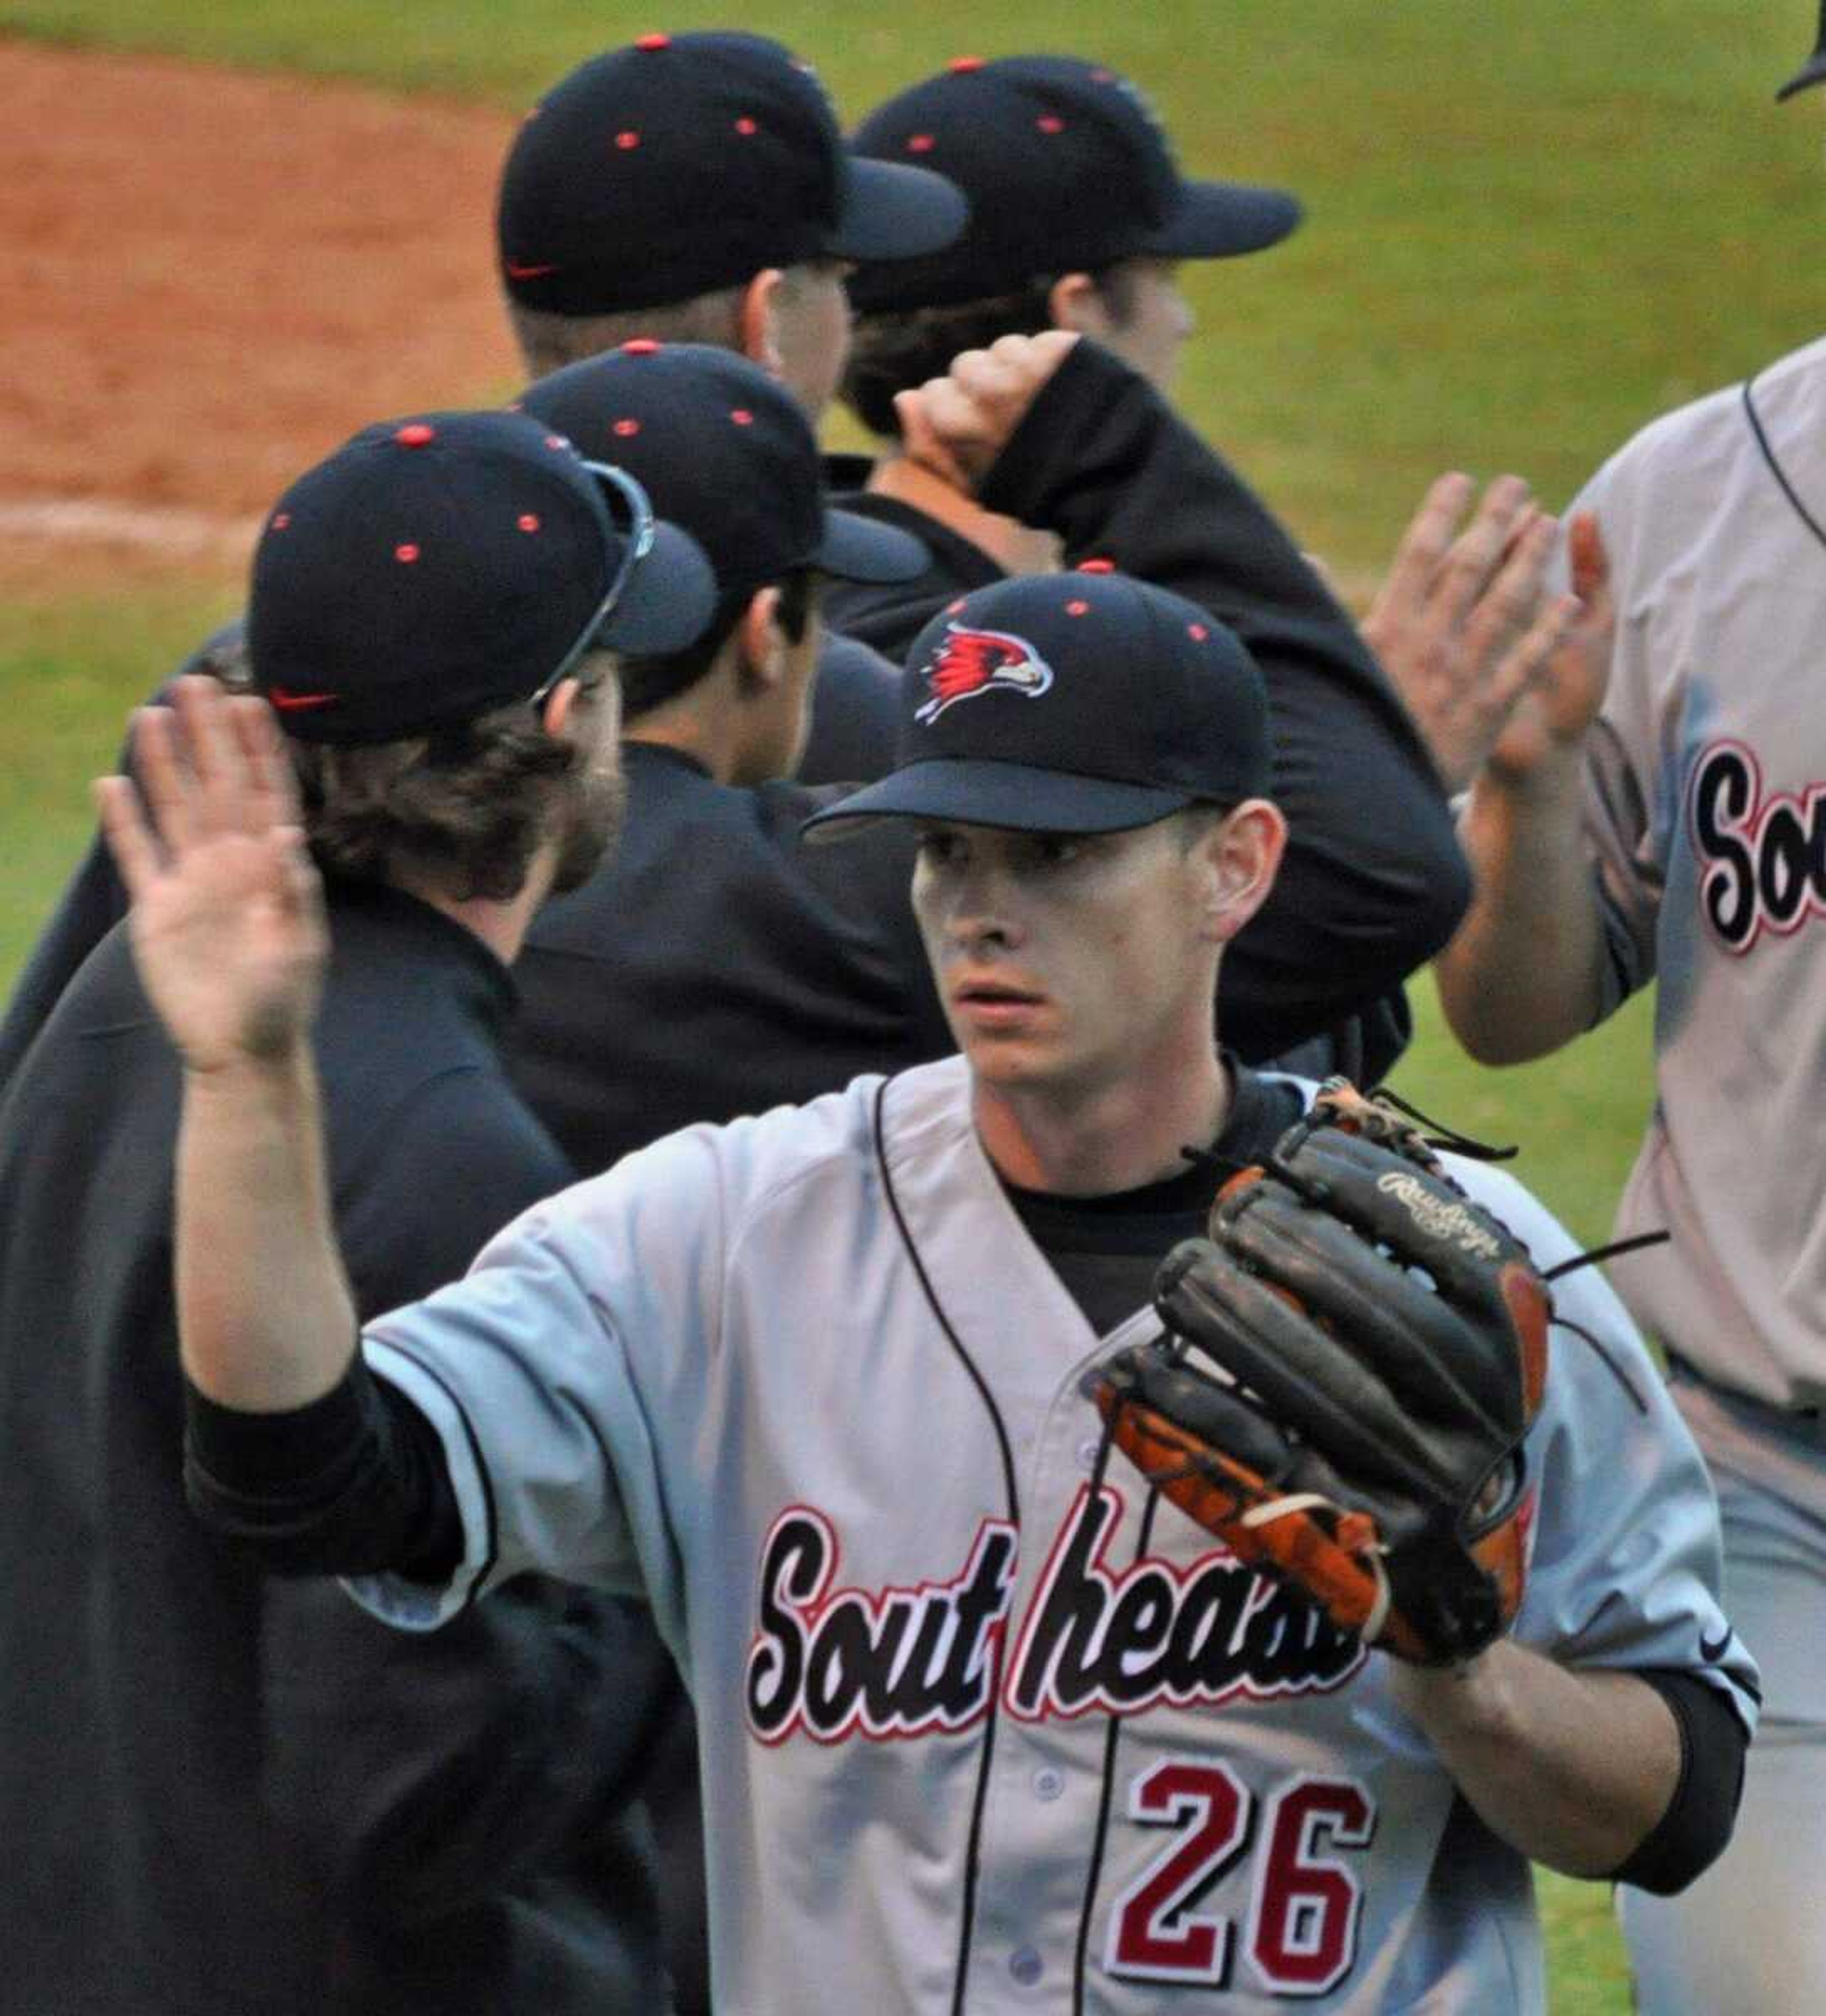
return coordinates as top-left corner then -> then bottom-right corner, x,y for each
894,330 -> 1082,493
1363,472 -> 1581,793
96,676 -> 327,1073
1484,511 -> 1615,785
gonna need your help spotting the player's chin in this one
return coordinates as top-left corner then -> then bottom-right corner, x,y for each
953,1025 -> 1068,1087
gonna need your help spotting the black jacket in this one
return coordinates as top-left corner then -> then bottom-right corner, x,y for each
510,742 -> 952,1177
825,340 -> 1473,1078
0,884 -> 672,2016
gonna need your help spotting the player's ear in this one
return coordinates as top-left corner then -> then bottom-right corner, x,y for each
736,587 -> 786,695
738,269 -> 787,380
1197,800 -> 1287,944
539,676 -> 583,739
1047,272 -> 1106,339
539,665 -> 620,745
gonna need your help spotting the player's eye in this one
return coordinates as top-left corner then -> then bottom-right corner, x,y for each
914,828 -> 964,869
1029,832 -> 1085,869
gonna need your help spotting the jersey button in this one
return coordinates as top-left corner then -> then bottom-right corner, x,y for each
1032,1767 -> 1065,1802
1009,1946 -> 1044,1987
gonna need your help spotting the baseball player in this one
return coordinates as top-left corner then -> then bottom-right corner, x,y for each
0,415 -> 718,2013
110,569 -> 1750,2014
1429,19 -> 1826,2009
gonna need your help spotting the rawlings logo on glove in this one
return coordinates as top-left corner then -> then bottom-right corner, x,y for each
1084,1081 -> 1551,1667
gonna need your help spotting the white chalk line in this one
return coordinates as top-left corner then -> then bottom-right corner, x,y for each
0,496 -> 259,557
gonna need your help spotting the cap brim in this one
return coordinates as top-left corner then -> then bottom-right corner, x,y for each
814,506 -> 928,585
1777,51 -> 1826,100
1143,179 -> 1303,260
596,517 -> 719,657
829,155 -> 970,262
802,757 -> 1190,844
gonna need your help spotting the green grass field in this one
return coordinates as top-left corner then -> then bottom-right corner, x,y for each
4,3 -> 1790,2006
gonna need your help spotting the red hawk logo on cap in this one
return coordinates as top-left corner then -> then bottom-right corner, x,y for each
914,624 -> 1055,725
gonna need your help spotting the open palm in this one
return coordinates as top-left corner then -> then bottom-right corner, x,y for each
96,677 -> 327,1072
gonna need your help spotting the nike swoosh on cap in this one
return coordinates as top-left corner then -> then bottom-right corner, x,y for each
268,687 -> 340,711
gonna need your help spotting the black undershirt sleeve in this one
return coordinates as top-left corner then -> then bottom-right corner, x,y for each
185,1349 -> 465,1582
1608,1667 -> 1749,1896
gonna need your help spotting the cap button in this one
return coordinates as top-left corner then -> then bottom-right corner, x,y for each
634,32 -> 670,50
947,54 -> 985,73
1076,557 -> 1115,574
394,422 -> 436,447
620,338 -> 662,355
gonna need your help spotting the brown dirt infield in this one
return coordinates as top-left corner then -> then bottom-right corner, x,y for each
1,38 -> 521,590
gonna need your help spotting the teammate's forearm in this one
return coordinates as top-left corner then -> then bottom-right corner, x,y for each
1434,758 -> 1608,1063
176,1047 -> 359,1411
1391,1641 -> 1681,1877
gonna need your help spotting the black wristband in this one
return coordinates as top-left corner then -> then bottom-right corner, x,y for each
1610,1667 -> 1748,1896
185,1350 -> 464,1580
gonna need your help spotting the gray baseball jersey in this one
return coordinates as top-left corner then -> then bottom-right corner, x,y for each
1573,334 -> 1826,1449
354,1058 -> 1754,2014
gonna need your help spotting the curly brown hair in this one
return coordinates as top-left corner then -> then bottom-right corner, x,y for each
288,672 -> 619,903
180,636 -> 619,903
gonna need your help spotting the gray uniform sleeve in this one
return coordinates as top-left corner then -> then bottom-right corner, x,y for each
1458,1159 -> 1760,1730
350,1129 -> 726,1660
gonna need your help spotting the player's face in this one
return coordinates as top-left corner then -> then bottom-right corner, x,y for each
1096,258 -> 1195,394
771,259 -> 855,421
911,815 -> 1222,1100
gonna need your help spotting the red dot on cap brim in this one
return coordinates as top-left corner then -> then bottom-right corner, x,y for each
518,514 -> 541,533
634,32 -> 670,49
947,54 -> 985,72
730,409 -> 754,426
615,131 -> 641,150
394,422 -> 436,447
613,418 -> 641,436
395,543 -> 421,564
735,117 -> 758,136
1189,623 -> 1209,640
1066,599 -> 1090,616
1037,116 -> 1065,134
907,134 -> 935,153
1076,557 -> 1114,574
620,338 -> 661,354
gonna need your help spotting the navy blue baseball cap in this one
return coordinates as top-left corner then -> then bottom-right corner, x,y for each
1778,5 -> 1826,98
498,32 -> 969,315
516,341 -> 925,604
804,568 -> 1270,838
247,410 -> 717,746
847,55 -> 1301,313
